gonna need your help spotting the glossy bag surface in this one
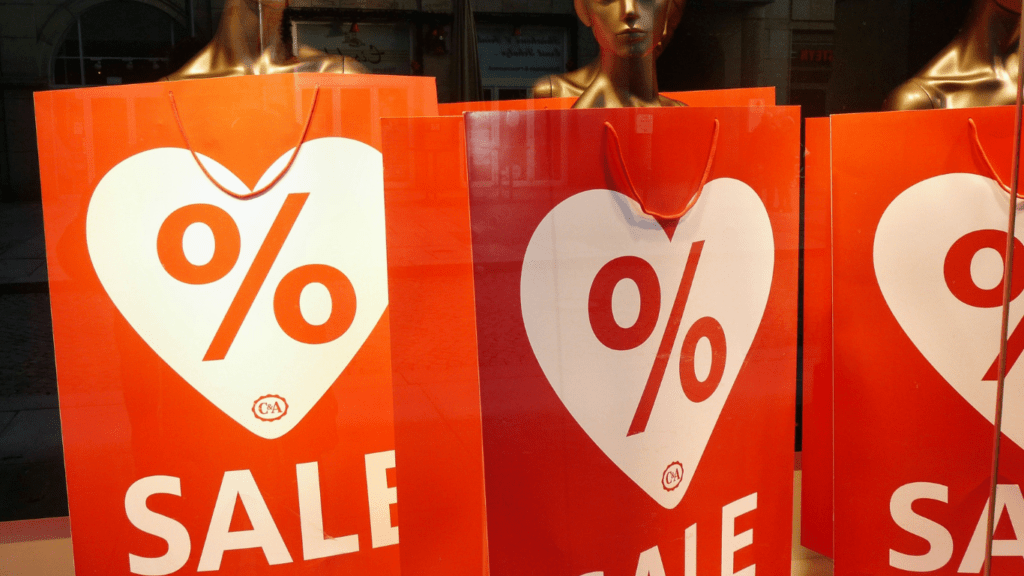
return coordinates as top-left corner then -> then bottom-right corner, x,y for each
832,107 -> 1024,575
384,105 -> 800,575
34,73 -> 437,575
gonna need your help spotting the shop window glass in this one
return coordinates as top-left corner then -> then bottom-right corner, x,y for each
53,0 -> 188,86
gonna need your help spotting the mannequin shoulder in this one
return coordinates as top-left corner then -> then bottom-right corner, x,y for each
532,73 -> 586,99
163,45 -> 242,81
295,46 -> 369,74
659,94 -> 686,107
883,79 -> 937,111
531,75 -> 555,98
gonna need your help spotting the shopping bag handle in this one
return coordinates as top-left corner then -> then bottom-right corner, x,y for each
603,118 -> 720,220
168,85 -> 321,200
968,118 -> 1020,197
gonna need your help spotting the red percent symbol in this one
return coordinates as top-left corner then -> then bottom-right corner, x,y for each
156,193 -> 357,361
944,229 -> 1024,379
588,241 -> 727,437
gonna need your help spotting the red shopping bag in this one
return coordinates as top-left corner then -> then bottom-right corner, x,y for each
832,107 -> 1024,575
34,74 -> 436,575
383,106 -> 800,575
800,116 -> 833,557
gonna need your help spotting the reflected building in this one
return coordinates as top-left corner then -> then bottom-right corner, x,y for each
16,0 -> 968,200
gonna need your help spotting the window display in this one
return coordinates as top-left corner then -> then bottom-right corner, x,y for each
5,0 -> 1024,574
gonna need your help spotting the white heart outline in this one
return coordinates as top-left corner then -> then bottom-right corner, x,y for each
874,172 -> 1024,450
519,180 -> 774,508
86,138 -> 388,439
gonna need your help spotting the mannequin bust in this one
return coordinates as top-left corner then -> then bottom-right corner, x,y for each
571,0 -> 684,108
532,0 -> 683,99
165,0 -> 367,80
884,0 -> 1021,110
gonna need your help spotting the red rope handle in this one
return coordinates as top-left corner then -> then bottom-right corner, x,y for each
603,118 -> 720,220
167,85 -> 321,200
969,118 -> 1019,196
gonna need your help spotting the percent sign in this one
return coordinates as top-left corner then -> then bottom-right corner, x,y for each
588,241 -> 727,436
156,193 -> 357,361
944,229 -> 1024,379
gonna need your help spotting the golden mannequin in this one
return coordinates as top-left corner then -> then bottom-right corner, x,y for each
884,0 -> 1021,110
532,0 -> 683,99
533,60 -> 600,99
164,0 -> 366,80
571,0 -> 683,108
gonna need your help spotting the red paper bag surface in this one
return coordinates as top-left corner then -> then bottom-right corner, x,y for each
437,87 -> 775,115
832,107 -> 1024,575
34,74 -> 436,575
384,106 -> 799,575
800,116 -> 833,557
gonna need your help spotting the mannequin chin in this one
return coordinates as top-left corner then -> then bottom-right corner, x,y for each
532,0 -> 684,100
570,0 -> 684,108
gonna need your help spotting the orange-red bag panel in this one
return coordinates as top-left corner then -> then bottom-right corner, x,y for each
34,74 -> 436,575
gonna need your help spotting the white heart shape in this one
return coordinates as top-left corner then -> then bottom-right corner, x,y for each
874,173 -> 1024,449
86,138 -> 388,439
520,181 -> 774,508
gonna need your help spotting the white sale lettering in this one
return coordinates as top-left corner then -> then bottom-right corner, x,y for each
125,476 -> 191,576
722,492 -> 757,576
580,492 -> 756,576
365,450 -> 399,548
124,451 -> 398,574
296,461 -> 358,560
634,545 -> 667,576
888,482 -> 1024,572
889,482 -> 953,572
198,469 -> 292,571
959,485 -> 1024,572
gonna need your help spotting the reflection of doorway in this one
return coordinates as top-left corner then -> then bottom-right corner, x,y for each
475,20 -> 575,99
52,0 -> 187,86
481,88 -> 529,101
292,21 -> 415,76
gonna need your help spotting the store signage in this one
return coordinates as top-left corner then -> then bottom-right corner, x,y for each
832,108 -> 1024,575
476,24 -> 567,89
292,22 -> 413,75
383,105 -> 799,575
33,74 -> 437,575
795,49 -> 833,64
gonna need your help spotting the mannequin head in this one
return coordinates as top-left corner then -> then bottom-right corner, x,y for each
575,0 -> 675,59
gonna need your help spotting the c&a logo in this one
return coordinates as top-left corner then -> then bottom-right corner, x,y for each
253,395 -> 288,422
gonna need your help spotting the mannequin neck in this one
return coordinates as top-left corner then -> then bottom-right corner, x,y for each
213,0 -> 290,60
962,0 -> 1021,62
598,50 -> 659,104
